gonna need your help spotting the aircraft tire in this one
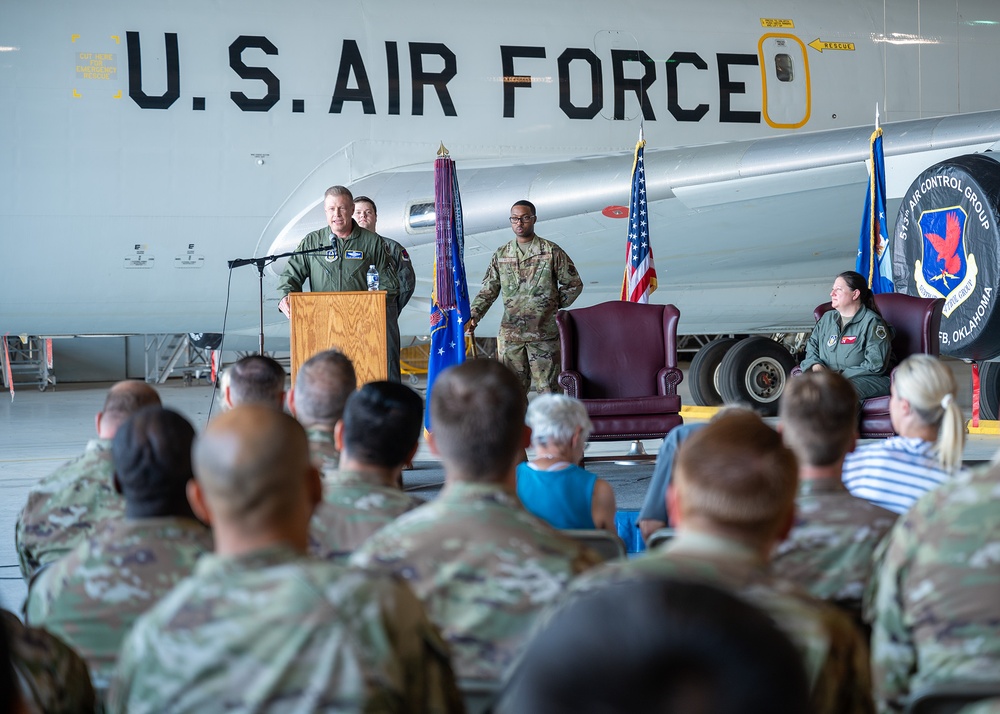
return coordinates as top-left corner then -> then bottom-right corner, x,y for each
717,336 -> 796,416
980,361 -> 1000,421
189,332 -> 224,350
688,337 -> 741,406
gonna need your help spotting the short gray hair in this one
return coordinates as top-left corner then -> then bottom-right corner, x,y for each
526,394 -> 592,447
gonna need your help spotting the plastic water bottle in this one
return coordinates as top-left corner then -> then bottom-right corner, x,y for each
366,264 -> 379,291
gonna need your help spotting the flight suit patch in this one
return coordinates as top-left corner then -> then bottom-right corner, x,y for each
325,246 -> 338,262
345,250 -> 363,260
875,325 -> 887,340
841,336 -> 858,344
827,335 -> 838,348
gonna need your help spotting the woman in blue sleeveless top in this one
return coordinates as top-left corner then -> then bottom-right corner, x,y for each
516,394 -> 616,531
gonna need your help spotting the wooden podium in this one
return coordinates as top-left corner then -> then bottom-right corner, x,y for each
289,291 -> 387,385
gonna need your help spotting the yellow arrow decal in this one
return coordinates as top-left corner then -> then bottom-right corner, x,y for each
809,39 -> 856,52
70,34 -> 80,43
72,89 -> 81,98
111,35 -> 120,44
113,90 -> 122,99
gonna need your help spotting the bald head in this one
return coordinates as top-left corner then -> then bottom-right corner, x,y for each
192,406 -> 314,534
98,381 -> 161,438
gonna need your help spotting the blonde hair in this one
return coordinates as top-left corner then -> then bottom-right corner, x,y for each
893,354 -> 965,473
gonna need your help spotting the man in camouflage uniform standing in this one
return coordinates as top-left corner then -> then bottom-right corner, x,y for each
277,185 -> 399,379
16,380 -> 161,579
26,407 -> 213,694
467,200 -> 583,394
351,360 -> 601,680
562,411 -> 874,714
773,371 -> 897,621
354,195 -> 416,384
865,463 -> 1000,713
309,381 -> 425,560
108,405 -> 461,713
288,348 -> 357,474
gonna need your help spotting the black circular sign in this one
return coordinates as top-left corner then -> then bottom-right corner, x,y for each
892,153 -> 1000,360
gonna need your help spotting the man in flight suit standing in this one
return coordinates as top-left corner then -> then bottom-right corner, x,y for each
277,186 -> 398,377
467,200 -> 583,394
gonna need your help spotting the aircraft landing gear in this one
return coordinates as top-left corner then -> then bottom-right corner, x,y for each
688,337 -> 740,407
716,336 -> 796,416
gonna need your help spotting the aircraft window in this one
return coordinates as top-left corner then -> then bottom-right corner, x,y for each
774,53 -> 793,82
407,202 -> 436,232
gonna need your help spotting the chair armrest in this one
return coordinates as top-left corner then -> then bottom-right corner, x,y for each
559,370 -> 584,398
657,367 -> 683,396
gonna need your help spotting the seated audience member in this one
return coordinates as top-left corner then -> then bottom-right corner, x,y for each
865,462 -> 1000,713
309,381 -> 425,560
566,411 -> 874,714
773,371 -> 897,619
288,348 -> 357,473
107,405 -> 461,713
2,608 -> 95,713
637,405 -> 753,541
16,380 -> 161,579
26,407 -> 213,692
221,354 -> 286,410
351,360 -> 601,681
842,354 -> 965,513
799,270 -> 892,401
516,394 -> 616,531
500,579 -> 810,714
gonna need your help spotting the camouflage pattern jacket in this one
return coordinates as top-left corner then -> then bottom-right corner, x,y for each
25,516 -> 213,690
309,469 -> 424,561
470,236 -> 583,344
16,439 -> 125,579
565,531 -> 875,714
350,481 -> 602,680
772,478 -> 897,617
307,428 -> 341,475
3,608 -> 95,714
865,466 -> 1000,713
107,544 -> 462,714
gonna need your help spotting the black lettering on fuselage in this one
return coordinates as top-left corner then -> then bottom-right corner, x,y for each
409,42 -> 457,116
611,49 -> 656,121
126,31 -> 180,109
500,45 -> 546,118
717,53 -> 760,123
386,41 -> 401,116
558,48 -> 603,120
229,36 -> 279,112
667,51 -> 709,122
330,39 -> 376,114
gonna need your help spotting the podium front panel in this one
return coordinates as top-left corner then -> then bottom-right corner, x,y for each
289,291 -> 387,385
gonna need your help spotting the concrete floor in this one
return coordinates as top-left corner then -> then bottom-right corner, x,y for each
2,356 -> 997,612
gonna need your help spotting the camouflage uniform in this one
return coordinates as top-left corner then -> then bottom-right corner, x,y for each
470,236 -> 583,394
278,222 -> 401,381
384,235 -> 416,383
307,428 -> 340,475
16,438 -> 125,580
107,544 -> 462,714
309,469 -> 424,560
565,531 -> 875,714
2,608 -> 95,714
25,516 -> 213,691
771,478 -> 897,618
350,481 -> 602,680
865,465 -> 1000,713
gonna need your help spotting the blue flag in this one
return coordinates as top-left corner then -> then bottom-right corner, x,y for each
856,127 -> 895,293
425,154 -> 471,432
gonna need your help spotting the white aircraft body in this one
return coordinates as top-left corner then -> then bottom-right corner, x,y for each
4,0 -> 1000,410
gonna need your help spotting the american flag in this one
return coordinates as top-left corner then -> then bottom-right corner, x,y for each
621,130 -> 657,303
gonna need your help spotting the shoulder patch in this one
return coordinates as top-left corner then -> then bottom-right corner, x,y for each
400,249 -> 410,262
875,325 -> 887,340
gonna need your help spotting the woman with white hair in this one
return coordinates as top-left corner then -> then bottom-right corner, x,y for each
516,394 -> 617,531
841,354 -> 965,513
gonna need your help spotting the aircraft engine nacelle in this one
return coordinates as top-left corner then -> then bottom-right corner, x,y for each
892,153 -> 1000,362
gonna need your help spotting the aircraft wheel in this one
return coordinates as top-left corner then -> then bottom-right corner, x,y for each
189,332 -> 223,350
688,337 -> 740,406
718,337 -> 796,416
980,361 -> 1000,420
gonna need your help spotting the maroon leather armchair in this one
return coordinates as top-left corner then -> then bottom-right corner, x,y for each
808,293 -> 944,438
556,301 -> 683,442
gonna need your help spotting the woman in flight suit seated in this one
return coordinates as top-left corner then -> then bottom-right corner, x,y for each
799,270 -> 892,401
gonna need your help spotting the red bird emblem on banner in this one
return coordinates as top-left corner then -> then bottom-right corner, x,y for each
924,211 -> 962,288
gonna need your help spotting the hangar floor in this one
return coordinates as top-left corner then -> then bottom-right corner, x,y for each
2,358 -> 996,612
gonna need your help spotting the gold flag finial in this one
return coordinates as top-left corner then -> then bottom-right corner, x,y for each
437,142 -> 449,157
